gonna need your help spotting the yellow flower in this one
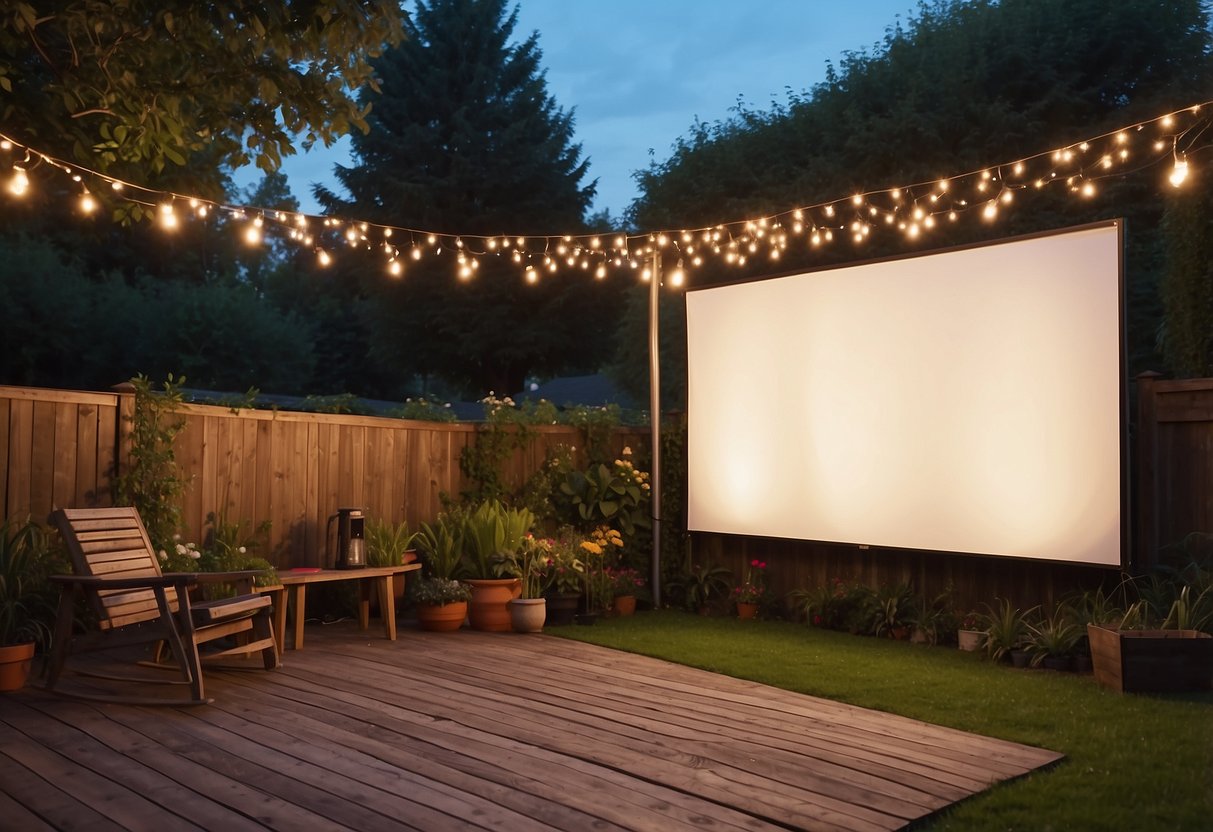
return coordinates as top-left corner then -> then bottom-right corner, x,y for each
580,541 -> 603,555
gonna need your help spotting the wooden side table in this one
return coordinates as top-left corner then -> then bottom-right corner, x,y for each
277,564 -> 421,650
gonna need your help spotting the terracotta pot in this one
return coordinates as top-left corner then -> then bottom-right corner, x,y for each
957,629 -> 983,652
416,600 -> 467,632
0,642 -> 35,692
612,595 -> 637,617
736,602 -> 758,620
509,598 -> 546,633
466,578 -> 521,632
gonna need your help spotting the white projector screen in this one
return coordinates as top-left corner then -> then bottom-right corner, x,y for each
686,221 -> 1124,567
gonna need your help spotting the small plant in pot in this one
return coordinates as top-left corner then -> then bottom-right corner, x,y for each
502,535 -> 552,633
413,512 -> 469,632
980,599 -> 1038,664
869,582 -> 915,639
410,577 -> 472,632
576,525 -> 623,623
543,530 -> 585,626
1026,608 -> 1084,671
0,518 -> 60,691
670,562 -> 733,615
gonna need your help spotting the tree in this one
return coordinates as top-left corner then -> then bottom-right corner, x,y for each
0,1 -> 405,190
622,0 -> 1213,384
316,0 -> 621,397
1160,187 -> 1213,377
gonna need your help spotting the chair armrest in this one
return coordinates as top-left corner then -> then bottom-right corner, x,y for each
189,569 -> 268,584
50,573 -> 198,591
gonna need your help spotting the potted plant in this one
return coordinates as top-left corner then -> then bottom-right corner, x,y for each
365,517 -> 420,608
671,563 -> 733,615
575,525 -> 622,624
980,599 -> 1038,663
504,536 -> 552,633
0,518 -> 57,691
607,566 -> 645,617
732,559 -> 767,620
956,610 -> 984,651
1026,608 -> 1084,671
411,577 -> 472,632
543,530 -> 585,626
1087,588 -> 1213,693
460,500 -> 533,631
869,582 -> 915,638
907,586 -> 955,645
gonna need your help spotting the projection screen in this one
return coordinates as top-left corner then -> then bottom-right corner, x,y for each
685,221 -> 1124,567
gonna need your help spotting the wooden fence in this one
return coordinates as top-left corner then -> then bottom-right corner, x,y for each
5,375 -> 1212,610
0,384 -> 644,568
1134,373 -> 1213,571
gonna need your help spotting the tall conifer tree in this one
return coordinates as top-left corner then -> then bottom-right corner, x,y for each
319,0 -> 619,397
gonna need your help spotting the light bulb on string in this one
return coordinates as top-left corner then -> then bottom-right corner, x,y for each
388,259 -> 403,277
158,202 -> 178,231
78,191 -> 97,214
525,265 -> 538,284
8,167 -> 29,196
317,249 -> 332,267
670,260 -> 686,287
1169,156 -> 1189,187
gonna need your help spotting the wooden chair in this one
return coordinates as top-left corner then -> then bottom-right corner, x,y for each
45,507 -> 279,705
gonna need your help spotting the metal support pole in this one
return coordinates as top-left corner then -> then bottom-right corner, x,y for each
648,250 -> 662,607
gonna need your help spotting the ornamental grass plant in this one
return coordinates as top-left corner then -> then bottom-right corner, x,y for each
553,610 -> 1213,832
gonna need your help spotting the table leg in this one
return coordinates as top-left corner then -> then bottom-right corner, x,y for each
291,585 -> 306,650
379,576 -> 397,640
357,579 -> 372,630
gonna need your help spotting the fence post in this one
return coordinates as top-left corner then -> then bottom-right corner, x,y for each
1133,371 -> 1161,572
111,382 -> 136,505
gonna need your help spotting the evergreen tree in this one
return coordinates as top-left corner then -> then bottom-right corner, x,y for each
317,0 -> 622,397
617,0 -> 1212,393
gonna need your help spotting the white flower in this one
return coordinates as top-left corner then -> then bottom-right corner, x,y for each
238,546 -> 247,554
172,533 -> 181,542
189,550 -> 201,559
158,549 -> 167,561
622,446 -> 633,456
175,543 -> 187,555
444,402 -> 451,408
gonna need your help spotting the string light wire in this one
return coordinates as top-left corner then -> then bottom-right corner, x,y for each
1,100 -> 1210,285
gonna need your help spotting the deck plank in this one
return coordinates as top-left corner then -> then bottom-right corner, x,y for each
0,625 -> 1063,831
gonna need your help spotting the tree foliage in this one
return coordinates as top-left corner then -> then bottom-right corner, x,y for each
0,1 -> 405,188
316,0 -> 621,397
1160,187 -> 1213,377
622,0 -> 1213,386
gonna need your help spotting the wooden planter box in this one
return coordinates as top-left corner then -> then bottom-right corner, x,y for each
1087,624 -> 1213,693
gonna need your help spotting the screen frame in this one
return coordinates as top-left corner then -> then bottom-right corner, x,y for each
683,219 -> 1128,570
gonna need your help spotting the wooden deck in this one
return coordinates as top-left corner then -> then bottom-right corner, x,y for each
0,625 -> 1062,831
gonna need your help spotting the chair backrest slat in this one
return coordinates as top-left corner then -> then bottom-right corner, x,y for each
52,507 -> 170,629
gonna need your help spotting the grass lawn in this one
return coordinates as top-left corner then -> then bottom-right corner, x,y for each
550,610 -> 1213,831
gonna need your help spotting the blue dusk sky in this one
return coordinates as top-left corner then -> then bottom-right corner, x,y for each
244,0 -> 916,218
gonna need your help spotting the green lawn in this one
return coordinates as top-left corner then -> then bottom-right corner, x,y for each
550,610 -> 1213,831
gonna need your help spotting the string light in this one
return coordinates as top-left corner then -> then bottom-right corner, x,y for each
0,99 -> 1209,286
1169,156 -> 1189,187
8,167 -> 28,196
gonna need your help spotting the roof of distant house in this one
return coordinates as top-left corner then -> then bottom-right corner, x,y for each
514,374 -> 638,410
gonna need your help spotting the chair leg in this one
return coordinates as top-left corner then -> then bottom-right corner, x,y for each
42,586 -> 77,691
252,609 -> 280,669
